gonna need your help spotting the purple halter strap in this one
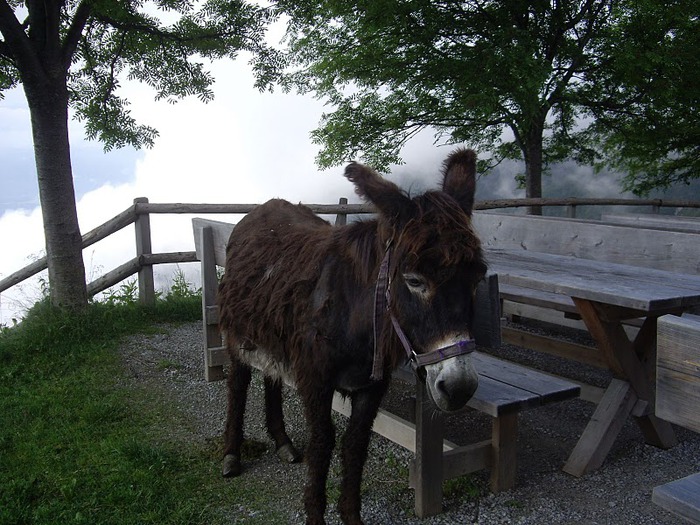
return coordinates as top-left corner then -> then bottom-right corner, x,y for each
371,244 -> 476,381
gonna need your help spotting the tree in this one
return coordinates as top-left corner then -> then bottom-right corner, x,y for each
583,1 -> 699,195
0,0 -> 271,310
271,0 -> 697,210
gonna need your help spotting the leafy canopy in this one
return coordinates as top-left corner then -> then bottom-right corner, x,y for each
0,0 -> 275,150
271,0 -> 613,172
584,0 -> 699,194
270,0 -> 698,195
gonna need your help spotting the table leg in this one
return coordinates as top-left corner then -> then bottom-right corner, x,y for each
563,378 -> 637,476
562,299 -> 676,476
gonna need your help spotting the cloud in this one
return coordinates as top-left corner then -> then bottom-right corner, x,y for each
1,55 -> 349,322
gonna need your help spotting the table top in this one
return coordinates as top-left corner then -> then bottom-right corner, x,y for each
486,249 -> 700,313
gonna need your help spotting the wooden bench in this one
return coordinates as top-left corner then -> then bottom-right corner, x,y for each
652,314 -> 700,524
192,216 -> 580,518
474,211 -> 700,373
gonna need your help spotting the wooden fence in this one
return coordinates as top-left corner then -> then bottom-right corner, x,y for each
1,196 -> 699,306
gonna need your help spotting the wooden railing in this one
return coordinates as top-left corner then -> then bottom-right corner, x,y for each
1,196 -> 699,306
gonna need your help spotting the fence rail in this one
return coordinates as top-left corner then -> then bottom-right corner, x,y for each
2,196 -> 699,306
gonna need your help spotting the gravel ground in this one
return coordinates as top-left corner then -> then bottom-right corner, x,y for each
117,321 -> 699,524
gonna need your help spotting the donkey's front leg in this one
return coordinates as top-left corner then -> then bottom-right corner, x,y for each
222,356 -> 252,477
301,385 -> 336,525
337,380 -> 390,525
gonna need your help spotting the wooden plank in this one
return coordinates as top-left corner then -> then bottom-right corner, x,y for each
207,346 -> 229,367
475,211 -> 700,276
414,381 -> 444,518
652,473 -> 700,524
500,283 -> 578,314
440,441 -> 492,481
192,218 -> 235,267
501,326 -> 606,369
602,213 -> 700,234
491,412 -> 518,492
331,393 -> 457,454
396,353 -> 580,417
563,379 -> 638,477
488,249 -> 700,312
134,197 -> 155,306
473,272 -> 502,348
466,375 -> 540,417
200,225 -> 226,382
656,315 -> 700,433
503,301 -> 590,331
472,352 -> 581,402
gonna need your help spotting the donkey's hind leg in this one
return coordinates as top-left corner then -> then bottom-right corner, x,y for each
264,377 -> 302,464
222,356 -> 252,477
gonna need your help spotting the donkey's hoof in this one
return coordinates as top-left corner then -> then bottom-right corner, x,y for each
222,454 -> 241,477
276,442 -> 302,463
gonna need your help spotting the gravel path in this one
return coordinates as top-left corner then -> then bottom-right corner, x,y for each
118,321 -> 698,524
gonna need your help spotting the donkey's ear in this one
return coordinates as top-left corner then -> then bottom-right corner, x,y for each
344,162 -> 414,224
441,148 -> 477,216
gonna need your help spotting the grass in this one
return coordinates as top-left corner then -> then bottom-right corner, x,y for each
0,286 -> 287,525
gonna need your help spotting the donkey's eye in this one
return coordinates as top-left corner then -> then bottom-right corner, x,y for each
403,274 -> 426,289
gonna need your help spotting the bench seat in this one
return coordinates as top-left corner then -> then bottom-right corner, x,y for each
652,473 -> 700,524
353,351 -> 580,516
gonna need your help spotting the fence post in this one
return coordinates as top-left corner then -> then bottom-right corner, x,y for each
134,197 -> 155,305
335,197 -> 348,226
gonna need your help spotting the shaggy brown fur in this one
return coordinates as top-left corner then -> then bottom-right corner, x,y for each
218,149 -> 486,525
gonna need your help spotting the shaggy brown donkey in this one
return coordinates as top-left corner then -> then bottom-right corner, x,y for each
218,149 -> 486,525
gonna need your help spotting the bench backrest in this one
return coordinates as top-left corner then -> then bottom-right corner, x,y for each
601,213 -> 700,234
473,212 -> 700,275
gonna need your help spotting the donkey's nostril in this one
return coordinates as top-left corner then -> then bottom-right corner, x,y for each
436,379 -> 448,395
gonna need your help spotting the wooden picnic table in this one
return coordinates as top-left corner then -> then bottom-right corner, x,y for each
486,248 -> 700,477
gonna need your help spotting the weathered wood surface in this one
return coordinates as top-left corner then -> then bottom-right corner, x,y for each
653,472 -> 700,524
602,213 -> 700,234
487,249 -> 700,313
134,197 -> 155,305
474,212 -> 700,275
469,352 -> 580,416
192,218 -> 235,267
563,379 -> 638,476
500,282 -> 578,314
656,314 -> 700,434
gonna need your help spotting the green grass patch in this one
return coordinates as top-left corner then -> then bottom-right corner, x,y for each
0,296 -> 288,525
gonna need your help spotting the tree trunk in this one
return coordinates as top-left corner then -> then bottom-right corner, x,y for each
523,119 -> 545,216
24,79 -> 88,310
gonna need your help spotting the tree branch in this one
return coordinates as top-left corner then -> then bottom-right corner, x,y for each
0,0 -> 42,74
62,0 -> 92,68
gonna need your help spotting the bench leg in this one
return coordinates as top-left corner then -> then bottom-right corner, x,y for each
491,412 -> 517,492
414,381 -> 444,518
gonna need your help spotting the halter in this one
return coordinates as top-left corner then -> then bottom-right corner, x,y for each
371,243 -> 476,381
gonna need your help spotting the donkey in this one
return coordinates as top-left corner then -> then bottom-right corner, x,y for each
217,149 -> 487,525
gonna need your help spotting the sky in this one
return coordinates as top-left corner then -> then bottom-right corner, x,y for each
0,47 -> 491,324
